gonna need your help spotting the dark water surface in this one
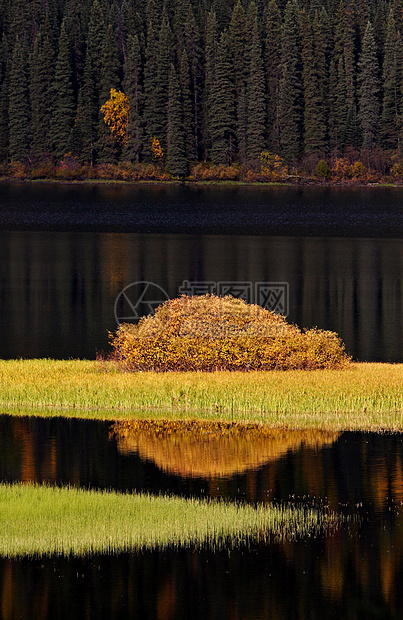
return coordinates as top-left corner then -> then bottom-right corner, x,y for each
0,183 -> 402,361
1,415 -> 403,618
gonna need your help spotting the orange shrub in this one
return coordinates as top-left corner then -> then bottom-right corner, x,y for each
331,157 -> 351,180
188,163 -> 240,181
110,295 -> 350,371
8,161 -> 28,179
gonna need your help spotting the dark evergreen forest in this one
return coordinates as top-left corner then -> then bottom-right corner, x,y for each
1,0 -> 403,178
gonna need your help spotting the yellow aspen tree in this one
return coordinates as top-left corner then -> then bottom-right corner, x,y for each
100,89 -> 129,144
151,136 -> 164,161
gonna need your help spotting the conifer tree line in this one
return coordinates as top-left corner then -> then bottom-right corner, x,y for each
1,0 -> 403,177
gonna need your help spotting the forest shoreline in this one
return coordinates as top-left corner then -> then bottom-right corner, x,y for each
1,175 -> 402,189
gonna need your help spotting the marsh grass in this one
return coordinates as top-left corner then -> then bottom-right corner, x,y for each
0,483 -> 341,557
0,360 -> 401,430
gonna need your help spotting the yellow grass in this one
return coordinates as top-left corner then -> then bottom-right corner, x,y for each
0,360 -> 401,430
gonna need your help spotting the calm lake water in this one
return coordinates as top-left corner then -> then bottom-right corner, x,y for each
1,415 -> 403,618
0,182 -> 402,361
0,182 -> 402,617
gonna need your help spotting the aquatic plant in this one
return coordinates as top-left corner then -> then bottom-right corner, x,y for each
109,295 -> 350,371
0,483 -> 342,557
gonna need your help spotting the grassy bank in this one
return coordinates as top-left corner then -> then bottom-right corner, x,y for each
0,360 -> 401,430
0,483 -> 340,557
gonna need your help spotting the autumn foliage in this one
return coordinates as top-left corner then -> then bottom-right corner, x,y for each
109,295 -> 350,371
100,89 -> 129,144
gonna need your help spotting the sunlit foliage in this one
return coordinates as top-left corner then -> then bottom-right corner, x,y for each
100,89 -> 129,144
110,295 -> 350,371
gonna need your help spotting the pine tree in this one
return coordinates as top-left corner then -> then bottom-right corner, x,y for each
73,50 -> 97,163
167,63 -> 187,177
265,0 -> 281,152
86,0 -> 105,103
343,4 -> 359,148
51,19 -> 75,160
8,36 -> 30,162
333,56 -> 348,151
98,22 -> 120,162
315,10 -> 329,140
145,0 -> 161,31
153,13 -> 174,151
203,10 -> 218,160
172,0 -> 189,47
179,48 -> 193,162
123,34 -> 143,162
210,29 -> 235,164
301,10 -> 326,156
246,15 -> 265,162
143,19 -> 158,150
30,17 -> 56,161
228,0 -> 247,161
183,5 -> 201,160
380,9 -> 401,149
358,21 -> 380,150
278,0 -> 303,163
0,34 -> 9,162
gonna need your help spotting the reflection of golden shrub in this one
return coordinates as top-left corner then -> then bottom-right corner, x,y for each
110,295 -> 350,371
111,420 -> 339,478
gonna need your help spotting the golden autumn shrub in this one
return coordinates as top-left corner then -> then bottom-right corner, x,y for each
109,295 -> 350,371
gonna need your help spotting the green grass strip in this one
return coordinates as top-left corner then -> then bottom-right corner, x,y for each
0,483 -> 340,557
0,360 -> 401,430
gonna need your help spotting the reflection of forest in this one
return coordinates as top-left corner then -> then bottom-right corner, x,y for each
111,421 -> 339,478
1,228 -> 402,361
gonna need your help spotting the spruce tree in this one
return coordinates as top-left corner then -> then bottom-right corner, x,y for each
228,0 -> 247,161
380,9 -> 401,149
153,13 -> 174,151
8,36 -> 30,162
73,50 -> 97,164
246,15 -> 265,162
166,63 -> 187,177
86,0 -> 105,105
265,0 -> 281,152
98,22 -> 120,162
203,10 -> 218,160
358,21 -> 380,150
278,0 -> 303,163
179,48 -> 193,162
333,57 -> 348,151
343,5 -> 359,148
123,34 -> 143,162
143,19 -> 158,151
210,29 -> 235,164
0,34 -> 9,162
301,10 -> 326,156
30,17 -> 56,161
51,19 -> 75,160
184,5 -> 201,160
146,0 -> 162,33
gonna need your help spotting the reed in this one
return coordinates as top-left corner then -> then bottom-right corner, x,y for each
0,483 -> 341,557
0,360 -> 401,430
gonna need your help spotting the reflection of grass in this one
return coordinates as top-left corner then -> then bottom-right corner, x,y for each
0,483 -> 341,557
0,360 -> 401,430
112,421 -> 339,477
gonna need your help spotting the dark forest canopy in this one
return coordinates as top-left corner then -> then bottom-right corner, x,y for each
1,0 -> 403,178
